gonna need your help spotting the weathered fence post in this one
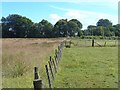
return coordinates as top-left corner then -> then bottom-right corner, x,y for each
59,47 -> 62,61
62,41 -> 64,49
65,40 -> 66,47
54,55 -> 58,66
49,56 -> 54,80
104,41 -> 106,47
33,67 -> 44,90
58,52 -> 60,61
55,49 -> 57,55
92,39 -> 94,47
45,65 -> 52,90
57,49 -> 60,62
55,49 -> 58,63
115,39 -> 117,46
58,45 -> 60,51
52,58 -> 57,73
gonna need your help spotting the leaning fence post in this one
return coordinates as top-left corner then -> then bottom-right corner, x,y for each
92,39 -> 94,47
55,49 -> 57,55
58,45 -> 60,51
33,67 -> 44,90
45,65 -> 52,90
49,56 -> 54,80
54,55 -> 58,66
57,50 -> 60,62
104,41 -> 106,47
52,58 -> 57,73
55,49 -> 58,60
65,40 -> 67,47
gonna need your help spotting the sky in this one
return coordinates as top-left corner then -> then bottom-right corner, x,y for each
1,0 -> 119,29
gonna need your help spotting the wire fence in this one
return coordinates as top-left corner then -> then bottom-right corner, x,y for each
33,38 -> 118,90
72,38 -> 118,47
33,41 -> 65,90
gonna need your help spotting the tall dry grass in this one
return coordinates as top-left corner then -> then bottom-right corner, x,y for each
2,38 -> 64,87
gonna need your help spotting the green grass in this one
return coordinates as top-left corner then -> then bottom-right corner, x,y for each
53,45 -> 118,88
71,38 -> 118,47
2,38 -> 118,88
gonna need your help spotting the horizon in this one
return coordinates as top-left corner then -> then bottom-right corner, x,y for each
2,1 -> 119,29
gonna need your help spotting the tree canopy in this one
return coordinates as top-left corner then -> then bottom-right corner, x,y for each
84,19 -> 119,37
96,19 -> 112,27
1,14 -> 33,38
1,14 -> 119,38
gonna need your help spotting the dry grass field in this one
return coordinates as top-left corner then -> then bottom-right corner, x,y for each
2,38 -> 118,88
2,38 -> 64,88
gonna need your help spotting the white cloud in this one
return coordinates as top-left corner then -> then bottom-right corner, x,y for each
66,10 -> 117,29
49,6 -> 118,29
65,10 -> 87,19
49,14 -> 64,24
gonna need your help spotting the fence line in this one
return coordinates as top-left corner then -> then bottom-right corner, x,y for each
33,38 -> 118,89
73,39 -> 118,47
33,40 -> 65,89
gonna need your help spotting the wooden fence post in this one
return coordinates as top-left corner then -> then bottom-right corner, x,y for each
65,40 -> 66,47
59,49 -> 62,61
55,49 -> 57,55
54,55 -> 58,66
33,67 -> 44,90
55,49 -> 58,63
104,41 -> 106,47
49,56 -> 54,80
57,51 -> 60,62
92,39 -> 94,47
58,45 -> 60,51
52,58 -> 57,73
45,65 -> 52,90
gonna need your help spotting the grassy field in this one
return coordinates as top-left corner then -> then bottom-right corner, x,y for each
71,38 -> 118,47
53,39 -> 118,88
2,38 -> 64,88
2,38 -> 118,88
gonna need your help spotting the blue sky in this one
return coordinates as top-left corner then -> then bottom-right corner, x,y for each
2,1 -> 119,29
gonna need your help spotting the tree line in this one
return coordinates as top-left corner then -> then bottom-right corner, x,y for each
1,14 -> 120,38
